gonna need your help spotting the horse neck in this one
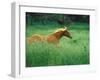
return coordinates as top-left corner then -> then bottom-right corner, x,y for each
52,31 -> 64,40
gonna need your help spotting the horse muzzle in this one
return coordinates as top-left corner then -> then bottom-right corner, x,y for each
68,36 -> 72,39
69,36 -> 72,39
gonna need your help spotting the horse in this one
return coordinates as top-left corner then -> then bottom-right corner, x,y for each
27,26 -> 72,45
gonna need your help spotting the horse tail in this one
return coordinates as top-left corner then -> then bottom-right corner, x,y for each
27,34 -> 44,44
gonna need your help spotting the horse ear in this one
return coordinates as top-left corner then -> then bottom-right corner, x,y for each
64,26 -> 67,30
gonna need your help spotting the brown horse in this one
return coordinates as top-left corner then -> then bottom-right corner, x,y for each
27,26 -> 72,45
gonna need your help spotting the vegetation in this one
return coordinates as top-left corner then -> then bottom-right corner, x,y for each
26,13 -> 89,67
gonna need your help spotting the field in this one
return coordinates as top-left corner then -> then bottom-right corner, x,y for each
26,22 -> 89,67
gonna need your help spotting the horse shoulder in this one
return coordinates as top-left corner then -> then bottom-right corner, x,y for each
47,35 -> 59,43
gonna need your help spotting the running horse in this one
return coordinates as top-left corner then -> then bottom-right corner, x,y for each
27,26 -> 72,45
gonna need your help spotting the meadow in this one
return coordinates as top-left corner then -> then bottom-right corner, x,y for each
26,22 -> 89,67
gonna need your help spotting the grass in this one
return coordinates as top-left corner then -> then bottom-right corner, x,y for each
26,22 -> 89,67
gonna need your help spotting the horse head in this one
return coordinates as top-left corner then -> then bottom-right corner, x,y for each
63,26 -> 72,39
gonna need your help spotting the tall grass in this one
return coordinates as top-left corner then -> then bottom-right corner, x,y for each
26,23 -> 89,67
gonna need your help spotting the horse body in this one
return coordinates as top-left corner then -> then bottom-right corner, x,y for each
47,30 -> 64,44
27,27 -> 72,44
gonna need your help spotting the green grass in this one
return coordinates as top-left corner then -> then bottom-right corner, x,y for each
26,23 -> 89,67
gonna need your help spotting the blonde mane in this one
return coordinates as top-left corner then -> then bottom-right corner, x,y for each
54,28 -> 66,33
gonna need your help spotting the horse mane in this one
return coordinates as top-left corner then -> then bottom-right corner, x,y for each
54,28 -> 66,33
